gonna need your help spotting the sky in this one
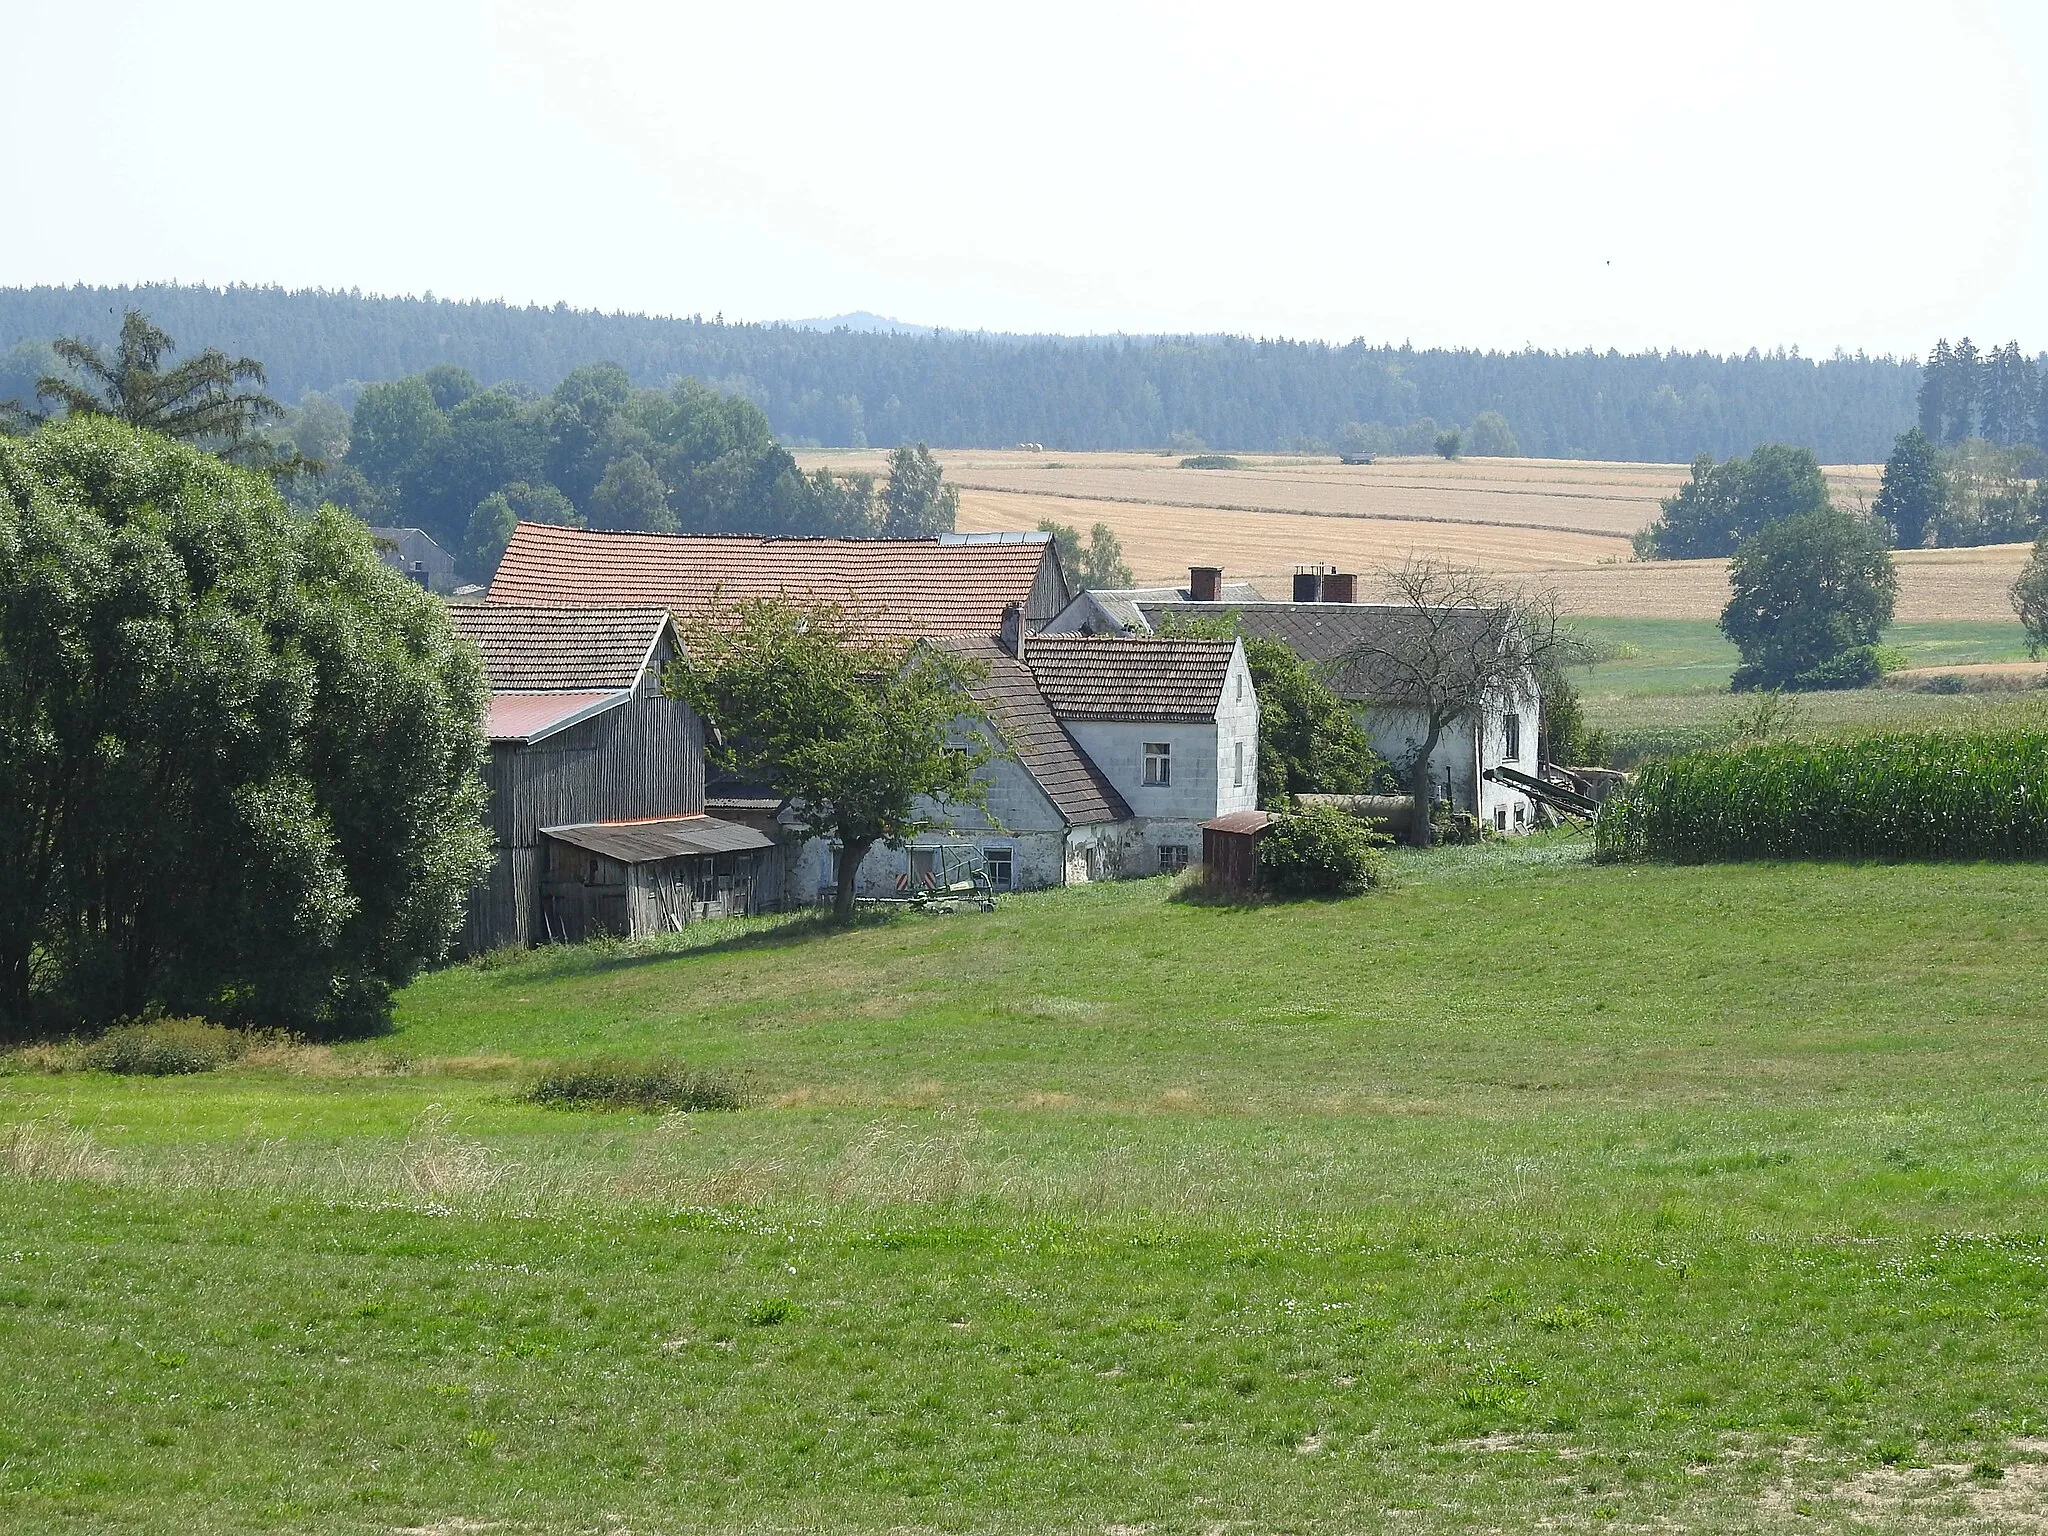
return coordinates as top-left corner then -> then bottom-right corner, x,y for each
4,0 -> 2045,356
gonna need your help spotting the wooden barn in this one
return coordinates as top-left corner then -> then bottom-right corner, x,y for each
447,604 -> 778,951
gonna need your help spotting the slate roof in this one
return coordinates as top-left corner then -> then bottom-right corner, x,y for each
1077,582 -> 1265,633
1021,635 -> 1237,722
488,523 -> 1062,641
939,638 -> 1130,826
447,603 -> 673,692
1130,601 -> 1509,702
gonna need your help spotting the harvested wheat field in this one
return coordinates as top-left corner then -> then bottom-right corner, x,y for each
793,450 -> 2013,621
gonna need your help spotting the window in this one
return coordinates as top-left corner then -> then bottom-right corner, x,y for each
983,846 -> 1014,890
1503,711 -> 1522,760
1158,844 -> 1191,874
1236,673 -> 1244,702
1143,741 -> 1172,786
1233,739 -> 1245,788
907,847 -> 939,889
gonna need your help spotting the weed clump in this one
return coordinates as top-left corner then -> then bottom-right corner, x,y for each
522,1057 -> 750,1114
83,1019 -> 248,1076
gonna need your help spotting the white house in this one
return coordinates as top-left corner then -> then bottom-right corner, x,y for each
1047,566 -> 1542,834
783,623 -> 1259,902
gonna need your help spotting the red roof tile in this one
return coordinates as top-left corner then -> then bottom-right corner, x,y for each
448,604 -> 673,692
1023,635 -> 1238,721
488,524 -> 1063,641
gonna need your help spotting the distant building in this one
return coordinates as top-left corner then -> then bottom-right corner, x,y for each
367,526 -> 458,594
1046,564 -> 1540,833
445,604 -> 776,950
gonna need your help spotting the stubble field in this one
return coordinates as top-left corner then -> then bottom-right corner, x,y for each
793,449 -> 2022,623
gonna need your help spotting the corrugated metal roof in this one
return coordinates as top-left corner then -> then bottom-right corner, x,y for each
938,638 -> 1131,826
488,523 -> 1062,641
539,815 -> 775,863
485,691 -> 630,744
448,603 -> 674,692
1203,810 -> 1274,834
1023,635 -> 1236,721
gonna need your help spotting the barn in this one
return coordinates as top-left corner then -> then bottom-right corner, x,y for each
446,603 -> 778,951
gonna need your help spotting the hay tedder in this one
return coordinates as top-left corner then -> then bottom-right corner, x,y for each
865,844 -> 998,913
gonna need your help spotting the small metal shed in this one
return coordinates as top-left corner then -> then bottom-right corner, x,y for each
1201,809 -> 1274,895
539,814 -> 778,942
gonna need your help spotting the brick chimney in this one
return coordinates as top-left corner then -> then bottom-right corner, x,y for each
1321,571 -> 1356,603
1189,565 -> 1222,602
999,601 -> 1025,659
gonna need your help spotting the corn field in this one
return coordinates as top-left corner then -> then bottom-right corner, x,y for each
1593,731 -> 2048,862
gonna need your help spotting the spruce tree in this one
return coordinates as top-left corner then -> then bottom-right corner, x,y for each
1872,428 -> 1945,549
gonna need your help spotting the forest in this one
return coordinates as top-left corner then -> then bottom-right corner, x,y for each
0,283 -> 1920,463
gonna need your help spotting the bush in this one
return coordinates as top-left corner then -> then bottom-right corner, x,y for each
1593,730 -> 2048,863
83,1018 -> 249,1076
1259,806 -> 1391,896
523,1057 -> 750,1113
1178,454 -> 1242,469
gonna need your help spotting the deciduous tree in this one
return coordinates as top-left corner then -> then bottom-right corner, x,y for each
666,600 -> 992,922
1635,443 -> 1831,559
1720,507 -> 1896,690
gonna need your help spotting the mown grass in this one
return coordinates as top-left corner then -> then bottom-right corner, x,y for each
9,848 -> 2048,1531
1571,618 -> 2042,762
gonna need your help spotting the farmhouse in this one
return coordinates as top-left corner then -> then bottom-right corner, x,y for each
1047,565 -> 1541,832
446,603 -> 776,951
487,522 -> 1070,640
788,617 -> 1259,902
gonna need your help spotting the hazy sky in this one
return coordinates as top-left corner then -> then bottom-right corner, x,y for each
5,0 -> 2044,355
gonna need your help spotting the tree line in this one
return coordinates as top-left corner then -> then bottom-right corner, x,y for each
0,284 -> 1921,463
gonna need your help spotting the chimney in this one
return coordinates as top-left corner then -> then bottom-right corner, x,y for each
1321,571 -> 1356,604
998,601 -> 1024,659
1292,570 -> 1322,603
1189,565 -> 1222,602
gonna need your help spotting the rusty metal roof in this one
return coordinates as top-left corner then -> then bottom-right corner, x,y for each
1203,810 -> 1274,835
938,638 -> 1131,826
487,523 -> 1062,641
1022,634 -> 1237,721
447,603 -> 674,692
485,691 -> 630,744
539,814 -> 775,863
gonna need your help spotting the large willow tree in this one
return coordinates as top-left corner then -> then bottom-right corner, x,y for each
0,419 -> 490,1037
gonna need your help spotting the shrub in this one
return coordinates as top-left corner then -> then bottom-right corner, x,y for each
522,1057 -> 750,1113
1594,730 -> 2048,863
1259,806 -> 1391,897
83,1018 -> 249,1076
1178,454 -> 1242,470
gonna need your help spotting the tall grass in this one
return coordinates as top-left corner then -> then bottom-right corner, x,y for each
1595,730 -> 2048,862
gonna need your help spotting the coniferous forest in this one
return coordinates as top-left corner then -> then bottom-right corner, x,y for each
0,283 -> 1920,464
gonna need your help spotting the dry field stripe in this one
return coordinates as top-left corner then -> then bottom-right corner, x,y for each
947,482 -> 1640,540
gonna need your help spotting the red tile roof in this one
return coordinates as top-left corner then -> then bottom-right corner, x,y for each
1023,635 -> 1238,721
488,524 -> 1062,641
447,604 -> 673,692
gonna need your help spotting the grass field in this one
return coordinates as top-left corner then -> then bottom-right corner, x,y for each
10,850 -> 2048,1532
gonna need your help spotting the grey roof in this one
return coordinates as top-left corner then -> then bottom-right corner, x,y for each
1022,634 -> 1236,721
940,638 -> 1130,826
1131,601 -> 1507,702
446,604 -> 674,692
1076,583 -> 1264,633
540,815 -> 774,863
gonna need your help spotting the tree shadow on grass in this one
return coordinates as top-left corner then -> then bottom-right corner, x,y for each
459,910 -> 896,983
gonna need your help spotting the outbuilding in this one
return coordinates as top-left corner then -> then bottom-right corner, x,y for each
1201,809 -> 1274,895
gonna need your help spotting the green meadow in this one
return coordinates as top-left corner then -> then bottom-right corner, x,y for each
1572,617 -> 2045,761
8,845 -> 2048,1532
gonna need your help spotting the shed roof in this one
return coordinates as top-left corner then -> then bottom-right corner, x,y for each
540,814 -> 775,863
1022,634 -> 1238,721
1203,810 -> 1274,835
447,603 -> 674,692
488,523 -> 1062,641
485,691 -> 631,744
938,638 -> 1131,826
